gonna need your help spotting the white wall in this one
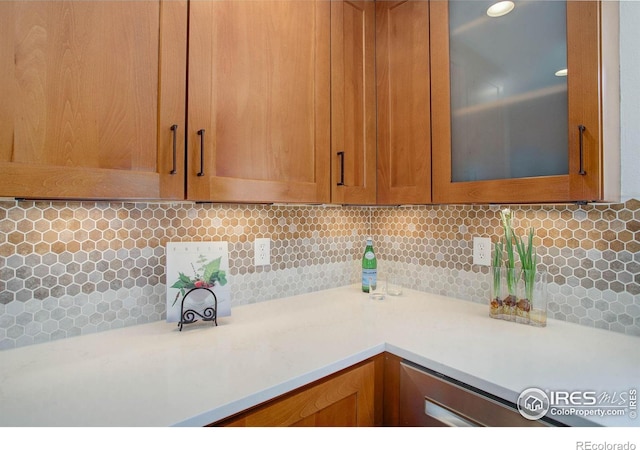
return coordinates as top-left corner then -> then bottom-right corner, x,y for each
620,1 -> 640,201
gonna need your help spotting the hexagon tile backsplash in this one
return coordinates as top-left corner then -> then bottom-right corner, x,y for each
372,201 -> 640,336
0,199 -> 639,350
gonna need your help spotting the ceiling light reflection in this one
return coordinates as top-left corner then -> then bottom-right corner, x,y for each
487,1 -> 515,18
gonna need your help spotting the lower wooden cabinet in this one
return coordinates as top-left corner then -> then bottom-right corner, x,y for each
210,352 -> 556,427
213,355 -> 384,427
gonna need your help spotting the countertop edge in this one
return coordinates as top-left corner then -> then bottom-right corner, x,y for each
175,339 -> 601,428
172,344 -> 386,427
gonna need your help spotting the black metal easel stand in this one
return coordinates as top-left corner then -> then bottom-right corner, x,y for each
178,287 -> 218,331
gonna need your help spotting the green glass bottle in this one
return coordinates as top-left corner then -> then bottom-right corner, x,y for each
361,237 -> 377,293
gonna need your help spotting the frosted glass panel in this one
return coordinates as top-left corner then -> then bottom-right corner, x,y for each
449,0 -> 568,182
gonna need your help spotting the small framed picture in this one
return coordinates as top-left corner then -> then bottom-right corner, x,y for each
166,242 -> 231,323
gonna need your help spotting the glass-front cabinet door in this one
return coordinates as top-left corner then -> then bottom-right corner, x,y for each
431,0 -> 608,204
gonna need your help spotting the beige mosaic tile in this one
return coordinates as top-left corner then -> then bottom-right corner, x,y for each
0,201 -> 368,349
372,200 -> 640,336
0,199 -> 639,350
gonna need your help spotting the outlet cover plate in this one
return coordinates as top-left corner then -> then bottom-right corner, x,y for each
254,238 -> 271,266
473,237 -> 491,266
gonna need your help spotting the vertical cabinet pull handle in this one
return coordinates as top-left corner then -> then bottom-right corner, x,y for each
197,129 -> 205,177
337,151 -> 345,186
170,124 -> 178,175
578,124 -> 586,175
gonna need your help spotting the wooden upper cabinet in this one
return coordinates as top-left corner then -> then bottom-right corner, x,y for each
187,0 -> 331,203
0,1 -> 187,200
330,0 -> 377,205
376,0 -> 432,205
431,0 -> 617,204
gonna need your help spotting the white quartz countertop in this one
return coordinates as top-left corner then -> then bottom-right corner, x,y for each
0,285 -> 638,427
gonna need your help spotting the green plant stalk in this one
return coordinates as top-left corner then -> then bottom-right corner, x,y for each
492,239 -> 503,298
500,209 -> 516,296
515,228 -> 537,300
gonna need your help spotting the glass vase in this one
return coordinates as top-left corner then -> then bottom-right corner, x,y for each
490,266 -> 504,319
525,270 -> 548,327
501,267 -> 518,322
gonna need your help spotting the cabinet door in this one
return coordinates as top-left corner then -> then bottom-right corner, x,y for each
376,1 -> 432,205
188,0 -> 330,203
431,0 -> 603,204
218,360 -> 377,427
0,1 -> 187,200
330,0 -> 377,205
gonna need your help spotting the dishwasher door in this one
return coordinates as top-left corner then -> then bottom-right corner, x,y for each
399,362 -> 549,427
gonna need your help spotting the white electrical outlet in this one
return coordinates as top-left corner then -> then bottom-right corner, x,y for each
473,237 -> 491,266
254,238 -> 271,266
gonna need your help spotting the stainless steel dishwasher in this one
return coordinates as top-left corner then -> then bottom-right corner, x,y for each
399,361 -> 557,427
